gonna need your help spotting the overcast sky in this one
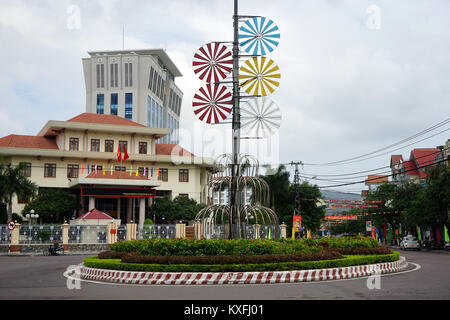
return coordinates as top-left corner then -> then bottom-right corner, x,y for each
0,0 -> 449,194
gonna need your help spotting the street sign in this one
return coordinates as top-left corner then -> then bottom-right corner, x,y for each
7,220 -> 16,231
366,221 -> 372,232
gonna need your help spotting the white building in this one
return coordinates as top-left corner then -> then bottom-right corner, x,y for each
83,49 -> 182,144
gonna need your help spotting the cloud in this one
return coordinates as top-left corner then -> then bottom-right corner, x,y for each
0,0 -> 449,193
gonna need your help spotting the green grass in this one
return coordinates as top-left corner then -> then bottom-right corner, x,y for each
83,251 -> 400,273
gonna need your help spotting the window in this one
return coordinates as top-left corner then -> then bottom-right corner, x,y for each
159,105 -> 163,128
179,169 -> 189,182
147,96 -> 151,127
96,94 -> 104,114
69,137 -> 79,151
139,142 -> 147,154
20,162 -> 31,177
138,167 -> 149,177
115,166 -> 126,171
110,93 -> 118,115
96,64 -> 104,88
110,63 -> 118,87
153,71 -> 158,93
91,164 -> 103,171
160,80 -> 166,100
44,163 -> 56,178
148,67 -> 154,90
91,139 -> 100,152
179,194 -> 189,198
67,164 -> 79,178
125,93 -> 133,120
105,140 -> 114,152
119,140 -> 128,152
18,193 -> 30,204
125,63 -> 133,87
152,100 -> 156,128
158,168 -> 168,182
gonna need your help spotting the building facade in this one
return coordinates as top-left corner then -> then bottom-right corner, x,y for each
0,113 -> 214,226
83,49 -> 182,144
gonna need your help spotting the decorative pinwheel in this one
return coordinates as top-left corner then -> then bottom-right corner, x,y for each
239,56 -> 281,96
192,83 -> 233,124
192,42 -> 233,83
239,17 -> 280,56
241,97 -> 282,138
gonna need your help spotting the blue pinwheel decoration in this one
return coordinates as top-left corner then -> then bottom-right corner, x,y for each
239,16 -> 280,56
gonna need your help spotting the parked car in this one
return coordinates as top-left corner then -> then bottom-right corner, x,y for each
445,242 -> 450,251
400,236 -> 421,251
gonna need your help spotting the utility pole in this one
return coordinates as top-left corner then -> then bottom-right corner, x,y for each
290,161 -> 303,238
229,0 -> 241,239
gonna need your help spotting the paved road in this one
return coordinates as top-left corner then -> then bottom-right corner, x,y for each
0,249 -> 449,300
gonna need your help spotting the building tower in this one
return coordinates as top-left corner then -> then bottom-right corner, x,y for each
82,49 -> 183,144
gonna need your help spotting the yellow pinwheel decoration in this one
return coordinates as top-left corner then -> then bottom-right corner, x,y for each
239,56 -> 281,96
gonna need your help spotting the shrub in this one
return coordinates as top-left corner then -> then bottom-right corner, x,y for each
84,252 -> 400,273
111,238 -> 323,256
120,251 -> 343,265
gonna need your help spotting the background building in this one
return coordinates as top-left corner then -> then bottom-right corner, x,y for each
83,49 -> 182,144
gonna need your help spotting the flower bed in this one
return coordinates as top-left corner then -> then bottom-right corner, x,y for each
109,236 -> 379,257
83,251 -> 400,273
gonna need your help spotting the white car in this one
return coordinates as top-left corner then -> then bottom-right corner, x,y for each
400,236 -> 420,251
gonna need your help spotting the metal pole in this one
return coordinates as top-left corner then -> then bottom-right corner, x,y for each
229,0 -> 241,239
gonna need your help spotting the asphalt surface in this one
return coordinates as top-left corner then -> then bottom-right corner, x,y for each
0,249 -> 449,300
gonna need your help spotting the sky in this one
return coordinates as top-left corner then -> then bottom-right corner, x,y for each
0,0 -> 449,195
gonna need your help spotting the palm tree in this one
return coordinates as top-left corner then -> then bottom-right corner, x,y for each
260,164 -> 291,213
0,162 -> 38,222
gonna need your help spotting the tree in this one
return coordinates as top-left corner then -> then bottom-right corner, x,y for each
0,162 -> 38,222
297,181 -> 326,231
22,188 -> 80,223
149,196 -> 206,223
260,164 -> 291,214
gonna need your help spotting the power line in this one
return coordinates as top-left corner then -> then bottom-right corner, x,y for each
299,147 -> 448,180
299,118 -> 449,166
315,157 -> 447,189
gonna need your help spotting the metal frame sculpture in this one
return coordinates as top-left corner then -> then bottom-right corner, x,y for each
192,0 -> 283,239
195,154 -> 280,239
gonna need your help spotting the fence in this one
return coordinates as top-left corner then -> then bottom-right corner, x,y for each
137,224 -> 176,240
3,222 -> 287,253
0,225 -> 9,244
19,225 -> 63,244
68,225 -> 108,244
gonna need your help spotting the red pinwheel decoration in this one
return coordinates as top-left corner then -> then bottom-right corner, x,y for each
192,83 -> 232,124
193,42 -> 233,83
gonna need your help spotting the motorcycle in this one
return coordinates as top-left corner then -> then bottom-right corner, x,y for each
43,245 -> 65,256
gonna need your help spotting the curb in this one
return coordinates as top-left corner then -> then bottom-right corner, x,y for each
79,256 -> 408,285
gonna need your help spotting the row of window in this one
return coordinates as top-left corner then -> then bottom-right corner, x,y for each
20,162 -> 190,182
69,138 -> 148,154
168,113 -> 179,144
168,88 -> 182,116
148,66 -> 166,101
147,96 -> 164,129
96,63 -> 133,89
97,93 -> 132,120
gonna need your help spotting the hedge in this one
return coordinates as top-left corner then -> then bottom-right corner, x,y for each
110,236 -> 378,256
83,251 -> 400,273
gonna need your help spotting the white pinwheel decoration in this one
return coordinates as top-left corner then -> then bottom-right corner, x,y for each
241,97 -> 282,138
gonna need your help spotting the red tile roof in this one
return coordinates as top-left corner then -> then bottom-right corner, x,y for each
365,175 -> 389,185
156,144 -> 195,157
0,134 -> 58,149
76,208 -> 114,220
67,113 -> 146,127
403,160 -> 420,176
411,148 -> 439,168
390,155 -> 403,166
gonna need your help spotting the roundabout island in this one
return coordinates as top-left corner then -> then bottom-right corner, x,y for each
78,236 -> 408,285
